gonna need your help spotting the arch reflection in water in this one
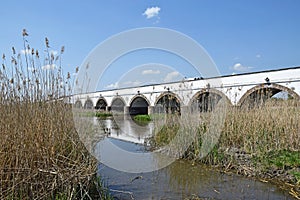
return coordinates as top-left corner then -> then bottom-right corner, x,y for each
94,137 -> 175,173
98,118 -> 154,144
93,118 -> 176,173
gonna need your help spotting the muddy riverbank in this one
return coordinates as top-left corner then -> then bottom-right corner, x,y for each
206,147 -> 300,199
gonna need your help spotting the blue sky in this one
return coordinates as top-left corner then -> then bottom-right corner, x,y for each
1,0 -> 300,89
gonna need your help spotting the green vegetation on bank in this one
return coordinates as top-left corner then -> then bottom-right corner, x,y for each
292,171 -> 300,184
263,150 -> 300,170
75,111 -> 113,118
132,114 -> 170,122
95,111 -> 113,118
133,114 -> 151,122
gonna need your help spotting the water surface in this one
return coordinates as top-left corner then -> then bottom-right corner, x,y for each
94,118 -> 292,199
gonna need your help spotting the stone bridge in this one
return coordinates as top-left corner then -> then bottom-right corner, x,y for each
72,66 -> 300,115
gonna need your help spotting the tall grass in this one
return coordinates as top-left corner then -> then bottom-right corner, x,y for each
152,98 -> 299,157
151,98 -> 300,197
0,30 -> 109,199
221,99 -> 300,154
152,98 -> 300,178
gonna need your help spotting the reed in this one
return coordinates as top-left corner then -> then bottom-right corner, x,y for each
153,99 -> 299,155
221,99 -> 300,154
0,30 -> 110,199
151,98 -> 300,188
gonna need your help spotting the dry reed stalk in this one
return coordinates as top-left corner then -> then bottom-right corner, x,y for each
0,30 -> 106,199
221,99 -> 300,154
152,97 -> 299,163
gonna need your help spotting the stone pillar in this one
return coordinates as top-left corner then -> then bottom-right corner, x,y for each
148,106 -> 154,115
106,106 -> 111,112
124,106 -> 130,120
124,106 -> 130,115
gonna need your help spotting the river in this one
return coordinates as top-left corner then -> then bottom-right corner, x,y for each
92,117 -> 292,199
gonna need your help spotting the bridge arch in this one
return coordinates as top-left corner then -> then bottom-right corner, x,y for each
189,89 -> 231,112
111,96 -> 126,113
74,99 -> 83,109
95,97 -> 108,111
84,98 -> 94,109
154,92 -> 181,114
129,95 -> 150,115
237,83 -> 300,107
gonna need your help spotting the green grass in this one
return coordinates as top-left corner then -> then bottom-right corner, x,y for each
291,171 -> 300,184
266,150 -> 300,169
95,112 -> 113,118
133,114 -> 151,122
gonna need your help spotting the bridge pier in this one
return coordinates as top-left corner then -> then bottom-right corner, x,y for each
124,106 -> 130,115
148,106 -> 154,115
124,106 -> 131,120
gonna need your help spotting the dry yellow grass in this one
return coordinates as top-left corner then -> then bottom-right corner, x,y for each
221,100 -> 300,154
0,30 -> 108,199
153,98 -> 300,156
152,98 -> 300,197
0,102 -> 97,199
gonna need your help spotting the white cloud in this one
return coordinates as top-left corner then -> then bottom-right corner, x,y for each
105,82 -> 119,89
106,80 -> 142,88
142,69 -> 160,75
50,50 -> 58,56
123,80 -> 141,87
20,49 -> 31,55
164,71 -> 180,82
231,63 -> 253,72
143,6 -> 161,19
256,54 -> 261,58
42,64 -> 56,70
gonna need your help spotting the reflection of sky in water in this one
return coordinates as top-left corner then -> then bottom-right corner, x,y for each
97,145 -> 290,200
93,118 -> 175,173
108,138 -> 146,153
94,118 -> 291,199
94,137 -> 175,173
99,118 -> 154,144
